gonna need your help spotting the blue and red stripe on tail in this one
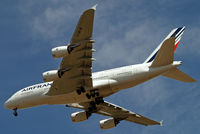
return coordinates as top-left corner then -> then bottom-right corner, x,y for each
144,27 -> 185,63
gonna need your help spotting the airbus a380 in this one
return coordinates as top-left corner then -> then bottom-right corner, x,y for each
4,5 -> 196,129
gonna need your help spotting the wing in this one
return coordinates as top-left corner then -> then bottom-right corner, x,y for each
47,5 -> 97,96
67,101 -> 162,126
70,4 -> 97,44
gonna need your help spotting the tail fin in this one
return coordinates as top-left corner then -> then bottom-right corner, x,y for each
143,26 -> 196,82
144,27 -> 185,63
150,37 -> 175,67
162,68 -> 196,82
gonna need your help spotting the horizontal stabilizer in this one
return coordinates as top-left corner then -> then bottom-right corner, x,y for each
162,68 -> 196,82
150,37 -> 175,67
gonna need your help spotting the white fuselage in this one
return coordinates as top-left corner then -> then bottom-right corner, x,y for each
4,61 -> 181,110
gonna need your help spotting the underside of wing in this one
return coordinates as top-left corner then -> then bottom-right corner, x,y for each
48,40 -> 95,95
67,101 -> 162,126
71,4 -> 96,43
46,6 -> 96,96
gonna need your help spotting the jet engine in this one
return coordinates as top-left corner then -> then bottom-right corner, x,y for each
99,118 -> 119,130
42,68 -> 70,82
51,46 -> 69,58
42,70 -> 59,82
71,111 -> 91,122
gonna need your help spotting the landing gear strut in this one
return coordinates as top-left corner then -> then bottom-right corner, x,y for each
13,108 -> 18,116
95,97 -> 104,105
88,101 -> 97,112
87,97 -> 104,112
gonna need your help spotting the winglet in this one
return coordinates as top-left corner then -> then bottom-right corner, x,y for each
160,120 -> 164,126
91,4 -> 98,10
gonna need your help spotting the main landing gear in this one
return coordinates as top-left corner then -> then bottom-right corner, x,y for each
86,89 -> 99,99
95,97 -> 104,105
76,87 -> 100,101
85,89 -> 104,104
87,97 -> 104,113
76,87 -> 104,110
13,108 -> 18,116
87,90 -> 104,112
88,101 -> 97,112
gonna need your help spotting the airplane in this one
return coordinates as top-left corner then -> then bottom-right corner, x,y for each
4,5 -> 196,130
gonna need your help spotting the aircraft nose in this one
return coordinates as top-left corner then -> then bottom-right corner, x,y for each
4,98 -> 13,109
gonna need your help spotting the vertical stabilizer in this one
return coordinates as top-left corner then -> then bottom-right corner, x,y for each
144,27 -> 185,63
150,37 -> 175,67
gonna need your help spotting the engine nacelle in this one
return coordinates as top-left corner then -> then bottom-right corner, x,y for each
93,79 -> 117,89
100,118 -> 119,130
71,111 -> 90,122
51,46 -> 69,58
42,70 -> 59,82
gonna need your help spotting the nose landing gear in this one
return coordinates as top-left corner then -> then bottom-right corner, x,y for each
13,108 -> 18,116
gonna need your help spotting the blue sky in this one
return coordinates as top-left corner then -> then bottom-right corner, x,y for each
1,0 -> 200,134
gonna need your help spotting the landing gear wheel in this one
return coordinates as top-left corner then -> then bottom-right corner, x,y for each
95,97 -> 104,105
86,89 -> 101,100
95,92 -> 99,97
90,101 -> 95,106
86,93 -> 91,99
76,86 -> 86,95
100,99 -> 104,103
80,86 -> 86,93
88,103 -> 97,112
95,100 -> 100,105
76,89 -> 81,95
88,107 -> 93,112
93,106 -> 97,110
13,108 -> 18,117
90,90 -> 96,98
13,112 -> 18,116
90,101 -> 97,110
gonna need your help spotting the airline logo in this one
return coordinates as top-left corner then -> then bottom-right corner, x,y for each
146,27 -> 185,63
21,82 -> 52,92
172,27 -> 185,51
